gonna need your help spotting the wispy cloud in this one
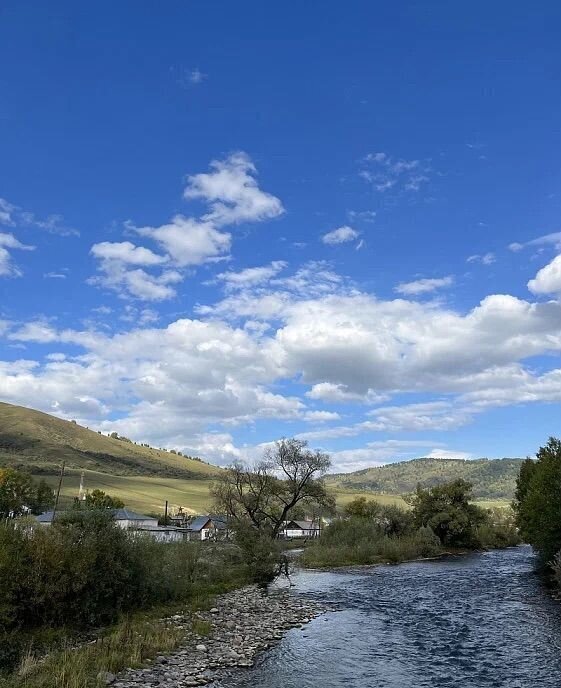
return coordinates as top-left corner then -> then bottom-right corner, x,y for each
215,261 -> 287,291
187,68 -> 206,84
0,197 -> 79,236
395,275 -> 454,296
467,252 -> 496,265
347,210 -> 376,223
509,231 -> 561,253
172,66 -> 207,88
359,152 -> 431,193
0,232 -> 35,277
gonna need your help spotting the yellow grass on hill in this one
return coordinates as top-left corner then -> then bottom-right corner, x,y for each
42,471 -> 416,516
41,469 -> 215,515
0,401 -> 220,479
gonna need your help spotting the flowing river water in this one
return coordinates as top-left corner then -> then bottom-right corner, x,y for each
215,546 -> 561,688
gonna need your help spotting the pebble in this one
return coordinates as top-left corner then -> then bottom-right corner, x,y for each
106,585 -> 325,687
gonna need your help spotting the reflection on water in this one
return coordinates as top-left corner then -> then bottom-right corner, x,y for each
214,547 -> 561,688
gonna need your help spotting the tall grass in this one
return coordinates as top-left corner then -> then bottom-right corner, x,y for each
300,517 -> 442,568
0,614 -> 185,688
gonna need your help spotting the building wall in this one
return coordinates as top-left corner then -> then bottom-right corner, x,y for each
284,528 -> 320,538
116,518 -> 158,529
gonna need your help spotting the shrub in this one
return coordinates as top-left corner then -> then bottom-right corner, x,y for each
407,479 -> 486,548
474,508 -> 520,549
0,516 -> 247,638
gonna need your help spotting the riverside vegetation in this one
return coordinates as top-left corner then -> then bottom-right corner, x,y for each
0,509 -> 253,687
0,439 -> 330,687
301,479 -> 520,568
0,438 -> 532,687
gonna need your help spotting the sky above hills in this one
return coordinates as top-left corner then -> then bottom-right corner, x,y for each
1,1 -> 560,471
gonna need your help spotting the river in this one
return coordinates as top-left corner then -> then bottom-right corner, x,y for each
214,546 -> 561,688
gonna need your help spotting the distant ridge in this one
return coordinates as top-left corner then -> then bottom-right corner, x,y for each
325,456 -> 525,501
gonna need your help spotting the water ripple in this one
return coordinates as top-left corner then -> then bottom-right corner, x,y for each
215,547 -> 561,688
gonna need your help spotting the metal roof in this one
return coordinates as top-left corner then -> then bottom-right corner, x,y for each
110,508 -> 155,521
35,508 -> 156,523
285,520 -> 318,530
188,514 -> 228,531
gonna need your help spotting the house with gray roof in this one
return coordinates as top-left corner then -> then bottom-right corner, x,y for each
185,514 -> 229,541
280,520 -> 321,539
35,508 -> 158,529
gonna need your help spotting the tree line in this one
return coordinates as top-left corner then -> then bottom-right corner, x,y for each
513,436 -> 561,583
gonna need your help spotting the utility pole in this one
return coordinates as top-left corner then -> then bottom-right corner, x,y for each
78,470 -> 86,501
164,499 -> 168,525
52,461 -> 66,522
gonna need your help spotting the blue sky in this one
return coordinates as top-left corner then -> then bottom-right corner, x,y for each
1,1 -> 560,470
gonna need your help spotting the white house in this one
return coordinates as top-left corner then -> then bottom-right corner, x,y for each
280,520 -> 321,538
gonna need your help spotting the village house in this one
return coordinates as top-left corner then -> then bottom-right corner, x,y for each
185,514 -> 229,541
280,519 -> 321,539
34,508 -> 191,542
35,508 -> 159,529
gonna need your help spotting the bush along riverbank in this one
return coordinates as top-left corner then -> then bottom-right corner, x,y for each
0,510 -> 253,686
301,480 -> 521,569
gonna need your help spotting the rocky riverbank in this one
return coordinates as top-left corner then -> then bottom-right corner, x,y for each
105,585 -> 326,688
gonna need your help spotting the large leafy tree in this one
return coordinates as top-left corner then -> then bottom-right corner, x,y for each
514,437 -> 561,567
406,478 -> 485,548
84,489 -> 125,510
0,468 -> 54,518
211,438 -> 334,539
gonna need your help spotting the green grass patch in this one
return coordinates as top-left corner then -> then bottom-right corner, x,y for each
191,618 -> 212,637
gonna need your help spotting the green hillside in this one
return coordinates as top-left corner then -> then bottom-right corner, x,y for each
0,402 -> 523,513
0,401 -> 219,479
0,401 -> 221,513
325,457 -> 524,501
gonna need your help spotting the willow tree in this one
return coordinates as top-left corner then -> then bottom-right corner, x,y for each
211,438 -> 334,539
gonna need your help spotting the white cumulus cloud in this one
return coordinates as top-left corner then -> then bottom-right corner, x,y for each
527,254 -> 561,294
321,226 -> 359,245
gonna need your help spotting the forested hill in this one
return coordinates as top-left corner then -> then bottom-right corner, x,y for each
325,457 -> 525,501
0,401 -> 219,480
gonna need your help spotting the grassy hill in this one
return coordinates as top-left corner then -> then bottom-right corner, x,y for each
0,402 -> 522,513
0,402 -> 219,479
0,401 -> 220,513
325,457 -> 524,502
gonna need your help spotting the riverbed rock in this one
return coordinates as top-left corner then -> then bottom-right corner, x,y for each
111,584 -> 326,688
